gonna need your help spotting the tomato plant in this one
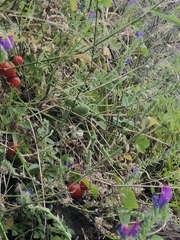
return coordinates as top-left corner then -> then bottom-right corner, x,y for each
80,177 -> 90,191
7,142 -> 19,156
7,77 -> 21,88
13,56 -> 24,65
67,182 -> 84,199
0,62 -> 16,78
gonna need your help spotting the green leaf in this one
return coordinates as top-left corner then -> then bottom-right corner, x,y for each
102,0 -> 112,8
135,135 -> 150,153
120,188 -> 139,210
122,92 -> 134,107
95,120 -> 106,130
109,37 -> 121,49
140,43 -> 148,57
91,185 -> 98,199
109,37 -> 117,46
150,235 -> 164,240
28,163 -> 39,175
34,231 -> 40,239
91,118 -> 106,130
19,1 -> 25,10
152,11 -> 180,27
25,54 -> 37,71
81,178 -> 91,189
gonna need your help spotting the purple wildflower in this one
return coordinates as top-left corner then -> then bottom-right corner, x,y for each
67,163 -> 73,169
132,167 -> 139,173
0,35 -> 14,50
47,18 -> 52,23
129,222 -> 141,237
152,193 -> 159,209
118,224 -> 129,238
128,0 -> 137,4
79,4 -> 84,11
125,58 -> 131,66
27,189 -> 34,195
159,186 -> 172,208
118,222 -> 140,238
153,186 -> 172,209
135,30 -> 144,37
88,10 -> 95,19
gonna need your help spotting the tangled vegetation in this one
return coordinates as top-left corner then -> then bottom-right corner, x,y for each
0,0 -> 180,239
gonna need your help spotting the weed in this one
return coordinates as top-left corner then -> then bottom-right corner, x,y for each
0,0 -> 180,239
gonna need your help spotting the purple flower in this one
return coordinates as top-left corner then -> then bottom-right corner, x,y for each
153,186 -> 172,209
118,222 -> 140,238
79,4 -> 84,11
128,0 -> 137,4
47,18 -> 52,23
67,163 -> 73,169
125,58 -> 131,66
135,30 -> 144,37
129,222 -> 141,237
159,186 -> 172,208
152,193 -> 159,208
0,35 -> 14,50
27,189 -> 34,195
118,224 -> 129,238
132,167 -> 138,173
88,10 -> 95,19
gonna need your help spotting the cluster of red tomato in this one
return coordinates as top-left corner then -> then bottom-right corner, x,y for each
67,177 -> 90,199
0,56 -> 24,88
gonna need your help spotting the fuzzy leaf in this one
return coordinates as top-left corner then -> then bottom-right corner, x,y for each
121,188 -> 138,210
135,135 -> 150,153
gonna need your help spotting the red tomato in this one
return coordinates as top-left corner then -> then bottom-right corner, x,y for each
67,182 -> 84,199
7,77 -> 21,88
0,62 -> 16,78
7,142 -> 19,156
13,56 -> 24,65
80,177 -> 90,191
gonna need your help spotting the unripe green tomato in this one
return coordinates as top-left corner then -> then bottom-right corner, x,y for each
73,103 -> 89,116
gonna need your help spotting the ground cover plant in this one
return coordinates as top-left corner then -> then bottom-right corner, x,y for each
0,0 -> 180,239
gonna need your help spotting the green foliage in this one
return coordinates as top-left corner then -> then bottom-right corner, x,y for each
135,135 -> 150,153
120,188 -> 139,210
0,0 -> 179,239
